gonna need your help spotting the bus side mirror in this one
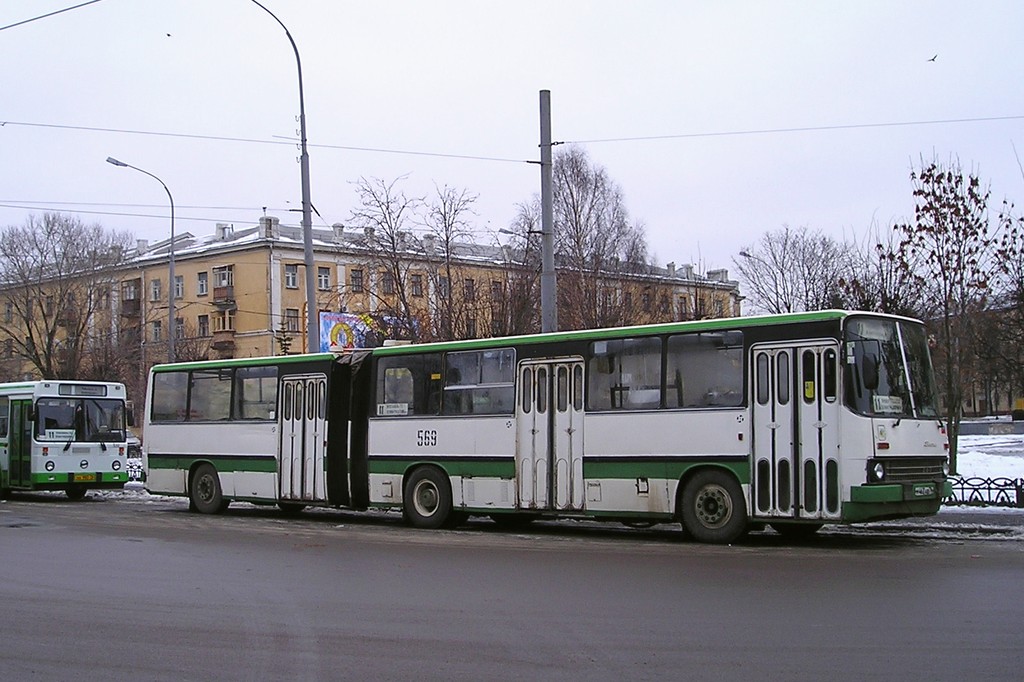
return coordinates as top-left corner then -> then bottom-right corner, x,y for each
863,354 -> 880,391
127,407 -> 136,428
27,406 -> 36,422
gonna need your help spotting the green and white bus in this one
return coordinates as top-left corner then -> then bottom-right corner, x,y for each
142,310 -> 951,543
0,380 -> 133,499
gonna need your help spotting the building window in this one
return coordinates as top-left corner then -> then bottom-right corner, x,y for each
437,276 -> 450,300
491,280 -> 503,302
464,278 -> 476,302
175,317 -> 184,339
197,272 -> 209,296
150,279 -> 162,302
123,280 -> 139,301
213,265 -> 233,287
317,267 -> 330,291
152,320 -> 163,342
678,296 -> 689,320
3,339 -> 12,358
411,274 -> 423,297
381,271 -> 395,295
285,308 -> 300,332
285,264 -> 298,289
3,302 -> 12,323
174,275 -> 184,300
349,268 -> 364,293
465,318 -> 477,338
198,314 -> 210,337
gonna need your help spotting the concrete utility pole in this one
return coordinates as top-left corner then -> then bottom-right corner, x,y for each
539,90 -> 558,333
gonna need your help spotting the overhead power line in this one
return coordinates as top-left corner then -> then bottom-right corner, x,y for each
0,0 -> 105,32
562,115 -> 1024,145
3,115 -> 1021,167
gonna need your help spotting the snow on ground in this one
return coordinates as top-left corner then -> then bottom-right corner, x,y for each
956,434 -> 1024,480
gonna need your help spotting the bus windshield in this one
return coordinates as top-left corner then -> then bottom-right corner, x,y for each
844,317 -> 939,419
35,398 -> 127,443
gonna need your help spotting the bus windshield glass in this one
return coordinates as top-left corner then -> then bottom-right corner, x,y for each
35,398 -> 127,442
844,317 -> 939,419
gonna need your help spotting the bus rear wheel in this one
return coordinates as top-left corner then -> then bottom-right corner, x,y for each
680,469 -> 747,544
190,463 -> 226,514
403,467 -> 452,529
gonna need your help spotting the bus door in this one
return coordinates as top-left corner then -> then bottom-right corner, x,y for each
278,374 -> 328,503
9,399 -> 32,488
751,343 -> 841,521
516,358 -> 585,511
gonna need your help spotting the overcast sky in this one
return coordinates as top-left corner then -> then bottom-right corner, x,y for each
2,0 -> 1022,274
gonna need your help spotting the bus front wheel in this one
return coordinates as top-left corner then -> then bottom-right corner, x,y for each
680,469 -> 747,544
403,467 -> 452,529
190,463 -> 227,514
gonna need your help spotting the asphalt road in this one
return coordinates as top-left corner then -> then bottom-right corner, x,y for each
1,491 -> 1022,681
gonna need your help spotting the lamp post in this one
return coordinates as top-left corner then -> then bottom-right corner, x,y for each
106,156 -> 176,362
250,0 -> 318,353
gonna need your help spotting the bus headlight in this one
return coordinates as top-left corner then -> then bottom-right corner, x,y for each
112,460 -> 122,471
869,461 -> 885,483
942,459 -> 950,477
45,460 -> 55,472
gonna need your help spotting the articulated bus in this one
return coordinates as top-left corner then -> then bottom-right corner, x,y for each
0,380 -> 132,499
142,310 -> 951,543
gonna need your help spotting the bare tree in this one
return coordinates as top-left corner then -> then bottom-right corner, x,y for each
840,223 -> 926,317
348,177 -> 424,341
892,157 -> 998,472
0,213 -> 133,379
421,184 -> 481,341
516,146 -> 650,330
492,203 -> 543,336
733,225 -> 851,314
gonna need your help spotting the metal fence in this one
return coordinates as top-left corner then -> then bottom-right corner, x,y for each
945,476 -> 1024,508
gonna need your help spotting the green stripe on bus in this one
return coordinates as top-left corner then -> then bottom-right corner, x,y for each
147,455 -> 278,473
368,458 -> 516,478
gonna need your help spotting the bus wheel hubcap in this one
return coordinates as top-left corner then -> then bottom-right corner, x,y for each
414,481 -> 438,516
696,485 -> 731,528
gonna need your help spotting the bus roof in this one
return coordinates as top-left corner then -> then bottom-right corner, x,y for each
148,310 -> 922,369
371,309 -> 916,357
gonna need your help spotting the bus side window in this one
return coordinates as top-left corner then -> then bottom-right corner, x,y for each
151,371 -> 189,422
0,396 -> 7,437
190,369 -> 232,421
587,337 -> 661,411
234,366 -> 278,420
667,331 -> 744,408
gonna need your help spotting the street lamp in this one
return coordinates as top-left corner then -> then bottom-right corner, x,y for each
250,0 -> 318,353
106,156 -> 176,362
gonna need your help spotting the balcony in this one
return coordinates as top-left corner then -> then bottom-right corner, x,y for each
120,299 -> 141,317
210,329 -> 236,351
213,285 -> 236,309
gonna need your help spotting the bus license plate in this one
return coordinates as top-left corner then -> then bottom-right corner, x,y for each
73,473 -> 96,483
913,483 -> 936,498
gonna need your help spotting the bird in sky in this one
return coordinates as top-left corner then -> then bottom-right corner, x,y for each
928,54 -> 938,62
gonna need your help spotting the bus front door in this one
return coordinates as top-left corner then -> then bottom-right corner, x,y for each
751,343 -> 841,522
10,400 -> 32,488
278,374 -> 328,503
516,359 -> 585,511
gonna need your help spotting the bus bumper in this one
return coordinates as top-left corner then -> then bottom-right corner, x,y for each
842,480 -> 952,523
